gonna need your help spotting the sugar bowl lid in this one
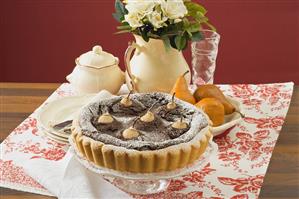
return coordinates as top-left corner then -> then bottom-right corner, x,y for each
77,45 -> 117,68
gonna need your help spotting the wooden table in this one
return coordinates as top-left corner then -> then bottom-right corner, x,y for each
0,83 -> 298,199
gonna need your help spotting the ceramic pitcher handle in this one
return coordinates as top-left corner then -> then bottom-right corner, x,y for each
124,42 -> 138,92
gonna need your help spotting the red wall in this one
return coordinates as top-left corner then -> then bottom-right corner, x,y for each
1,0 -> 299,84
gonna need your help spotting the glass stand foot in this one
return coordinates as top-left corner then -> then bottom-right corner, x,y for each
113,178 -> 170,195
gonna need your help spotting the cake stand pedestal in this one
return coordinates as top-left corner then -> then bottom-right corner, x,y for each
69,139 -> 218,195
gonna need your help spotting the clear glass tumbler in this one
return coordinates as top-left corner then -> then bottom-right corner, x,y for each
191,30 -> 220,85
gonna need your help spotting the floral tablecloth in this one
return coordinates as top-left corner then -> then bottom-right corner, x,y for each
0,82 -> 294,198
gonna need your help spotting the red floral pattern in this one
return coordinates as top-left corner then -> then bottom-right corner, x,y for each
231,194 -> 249,199
244,116 -> 285,130
4,137 -> 67,161
231,85 -> 255,99
183,163 -> 215,184
134,191 -> 203,199
218,175 -> 264,194
24,145 -> 66,161
167,179 -> 187,192
20,140 -> 67,161
257,85 -> 281,105
219,151 -> 241,162
11,117 -> 38,136
0,160 -> 45,190
0,83 -> 294,199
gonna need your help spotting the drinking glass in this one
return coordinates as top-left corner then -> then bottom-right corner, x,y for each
191,30 -> 220,85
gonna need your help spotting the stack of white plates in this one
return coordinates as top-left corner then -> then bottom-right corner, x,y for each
37,95 -> 94,144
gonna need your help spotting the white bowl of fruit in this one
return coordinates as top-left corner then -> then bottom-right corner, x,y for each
170,72 -> 244,138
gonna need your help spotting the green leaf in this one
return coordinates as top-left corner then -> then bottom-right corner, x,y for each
139,28 -> 149,42
191,31 -> 203,41
117,25 -> 131,30
187,23 -> 200,33
115,29 -> 132,34
162,36 -> 171,51
169,36 -> 177,49
185,2 -> 207,16
175,35 -> 187,51
182,19 -> 199,38
193,12 -> 208,23
113,0 -> 127,22
186,30 -> 192,38
115,0 -> 126,15
182,18 -> 190,28
112,13 -> 123,22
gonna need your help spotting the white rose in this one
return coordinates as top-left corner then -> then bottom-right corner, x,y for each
148,10 -> 167,28
125,0 -> 157,18
161,0 -> 187,20
124,12 -> 144,28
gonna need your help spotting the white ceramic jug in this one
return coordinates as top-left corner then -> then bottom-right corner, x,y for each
125,35 -> 191,93
67,45 -> 125,94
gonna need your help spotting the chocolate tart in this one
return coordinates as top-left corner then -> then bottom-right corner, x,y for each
71,92 -> 211,173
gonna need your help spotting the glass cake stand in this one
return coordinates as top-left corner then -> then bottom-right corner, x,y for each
69,138 -> 218,195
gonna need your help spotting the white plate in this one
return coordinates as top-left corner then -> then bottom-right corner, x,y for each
210,96 -> 243,137
43,130 -> 69,144
37,95 -> 95,142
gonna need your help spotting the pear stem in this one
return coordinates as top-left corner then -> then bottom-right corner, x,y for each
183,70 -> 189,77
127,89 -> 133,99
180,116 -> 183,123
235,110 -> 245,118
171,92 -> 175,102
132,117 -> 139,128
149,101 -> 159,111
130,80 -> 136,93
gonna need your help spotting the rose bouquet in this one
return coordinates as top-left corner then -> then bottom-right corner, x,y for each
113,0 -> 215,50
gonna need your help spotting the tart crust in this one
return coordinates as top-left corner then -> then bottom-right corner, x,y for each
71,119 -> 212,173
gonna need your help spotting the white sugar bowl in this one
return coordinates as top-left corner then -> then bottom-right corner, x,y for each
66,45 -> 125,94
